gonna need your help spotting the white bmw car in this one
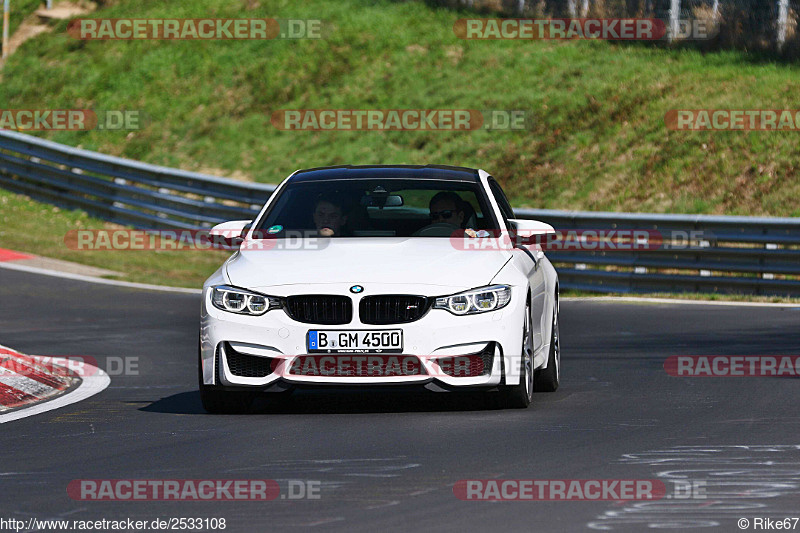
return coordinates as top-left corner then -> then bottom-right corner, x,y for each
199,165 -> 560,412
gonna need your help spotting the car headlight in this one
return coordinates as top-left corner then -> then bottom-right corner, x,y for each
433,285 -> 512,315
211,285 -> 280,316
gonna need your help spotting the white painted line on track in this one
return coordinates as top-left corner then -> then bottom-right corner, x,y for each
0,261 -> 201,294
562,296 -> 800,308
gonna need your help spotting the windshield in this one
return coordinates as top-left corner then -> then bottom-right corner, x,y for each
254,178 -> 500,238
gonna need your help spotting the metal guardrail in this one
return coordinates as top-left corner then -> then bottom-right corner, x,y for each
0,130 -> 275,230
2,129 -> 800,296
513,209 -> 800,296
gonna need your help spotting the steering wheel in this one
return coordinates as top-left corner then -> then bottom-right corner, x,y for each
412,222 -> 463,237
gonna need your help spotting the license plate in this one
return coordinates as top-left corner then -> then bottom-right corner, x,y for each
307,330 -> 403,353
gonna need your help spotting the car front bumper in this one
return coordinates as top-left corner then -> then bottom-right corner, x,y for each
200,283 -> 527,390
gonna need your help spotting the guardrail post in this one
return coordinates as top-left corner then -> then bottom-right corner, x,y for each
668,0 -> 680,43
777,0 -> 789,50
2,0 -> 10,60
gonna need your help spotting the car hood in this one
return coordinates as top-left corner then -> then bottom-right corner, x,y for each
225,237 -> 512,291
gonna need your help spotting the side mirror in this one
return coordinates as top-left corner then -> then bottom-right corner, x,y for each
508,219 -> 555,246
209,220 -> 252,248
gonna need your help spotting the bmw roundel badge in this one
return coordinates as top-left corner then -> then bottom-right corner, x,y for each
350,285 -> 364,294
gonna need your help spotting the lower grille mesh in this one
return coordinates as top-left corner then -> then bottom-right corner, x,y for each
225,344 -> 274,378
437,343 -> 495,377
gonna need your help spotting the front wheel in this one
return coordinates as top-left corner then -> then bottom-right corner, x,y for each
199,384 -> 255,414
534,305 -> 560,392
198,343 -> 255,414
499,299 -> 534,408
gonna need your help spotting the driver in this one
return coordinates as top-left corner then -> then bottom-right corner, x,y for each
428,192 -> 466,228
313,196 -> 348,237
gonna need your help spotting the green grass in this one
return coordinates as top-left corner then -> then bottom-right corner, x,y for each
1,0 -> 800,292
0,188 -> 227,287
0,0 -> 799,216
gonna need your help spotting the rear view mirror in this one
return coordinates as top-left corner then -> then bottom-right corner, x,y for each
361,194 -> 404,208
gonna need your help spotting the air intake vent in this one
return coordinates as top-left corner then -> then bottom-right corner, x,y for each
437,343 -> 495,377
359,295 -> 429,325
285,295 -> 352,325
224,343 -> 274,378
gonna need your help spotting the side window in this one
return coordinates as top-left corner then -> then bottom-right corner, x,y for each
488,178 -> 515,223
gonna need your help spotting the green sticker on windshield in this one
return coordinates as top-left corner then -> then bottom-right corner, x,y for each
267,225 -> 283,234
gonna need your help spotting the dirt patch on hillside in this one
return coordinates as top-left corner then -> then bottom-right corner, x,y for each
1,1 -> 93,65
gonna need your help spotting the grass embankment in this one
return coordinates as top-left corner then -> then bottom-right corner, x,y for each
1,0 -> 799,291
0,188 -> 226,287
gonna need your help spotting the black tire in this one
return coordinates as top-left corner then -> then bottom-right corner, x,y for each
499,298 -> 534,409
534,304 -> 560,392
198,342 -> 255,414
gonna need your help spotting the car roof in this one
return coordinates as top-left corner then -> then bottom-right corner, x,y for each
291,165 -> 480,183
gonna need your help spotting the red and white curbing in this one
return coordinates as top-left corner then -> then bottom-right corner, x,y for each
0,347 -> 74,407
0,344 -> 109,424
0,248 -> 33,262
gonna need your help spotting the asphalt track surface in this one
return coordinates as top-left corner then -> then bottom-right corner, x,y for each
1,267 -> 799,532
